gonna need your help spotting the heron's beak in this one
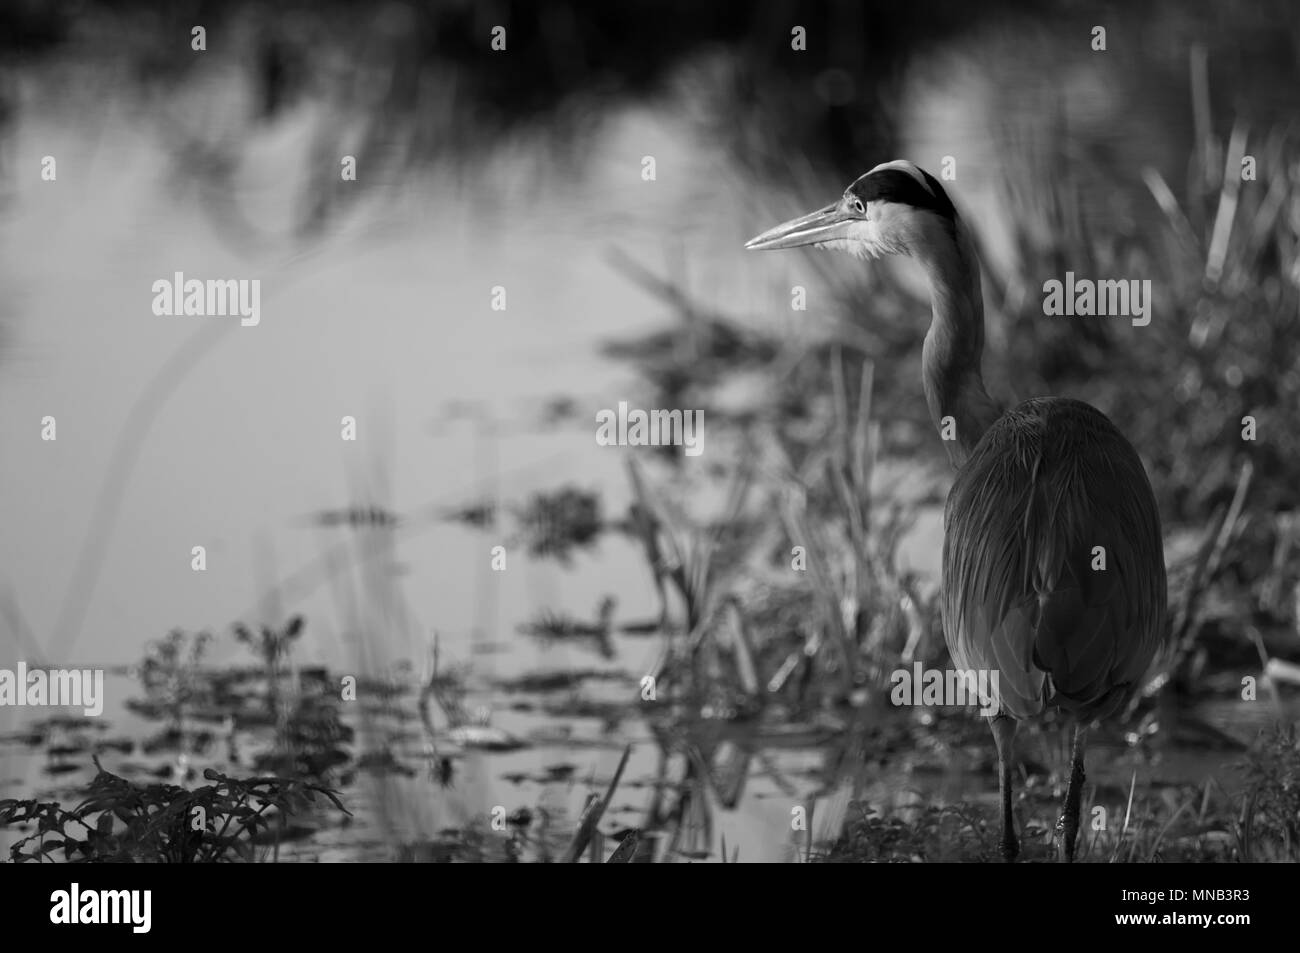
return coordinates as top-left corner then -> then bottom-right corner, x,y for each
744,202 -> 853,250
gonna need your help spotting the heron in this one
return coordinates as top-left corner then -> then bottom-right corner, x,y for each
745,160 -> 1167,862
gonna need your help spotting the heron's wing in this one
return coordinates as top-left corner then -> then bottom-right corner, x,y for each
942,400 -> 1167,720
942,444 -> 1048,718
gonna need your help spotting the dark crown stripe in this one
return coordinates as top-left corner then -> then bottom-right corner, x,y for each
849,167 -> 957,221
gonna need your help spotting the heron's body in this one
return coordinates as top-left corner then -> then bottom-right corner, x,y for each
944,396 -> 1166,722
747,159 -> 1169,861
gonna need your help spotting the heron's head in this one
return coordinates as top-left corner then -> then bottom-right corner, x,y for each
744,159 -> 958,260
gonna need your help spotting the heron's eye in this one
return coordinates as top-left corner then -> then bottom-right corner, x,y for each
852,199 -> 866,215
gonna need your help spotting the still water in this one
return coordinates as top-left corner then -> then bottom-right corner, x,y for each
0,54 -> 959,860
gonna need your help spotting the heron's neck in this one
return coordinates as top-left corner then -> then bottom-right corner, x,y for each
915,220 -> 1001,468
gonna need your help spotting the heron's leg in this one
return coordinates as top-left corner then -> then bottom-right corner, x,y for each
1056,722 -> 1089,862
990,714 -> 1019,862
